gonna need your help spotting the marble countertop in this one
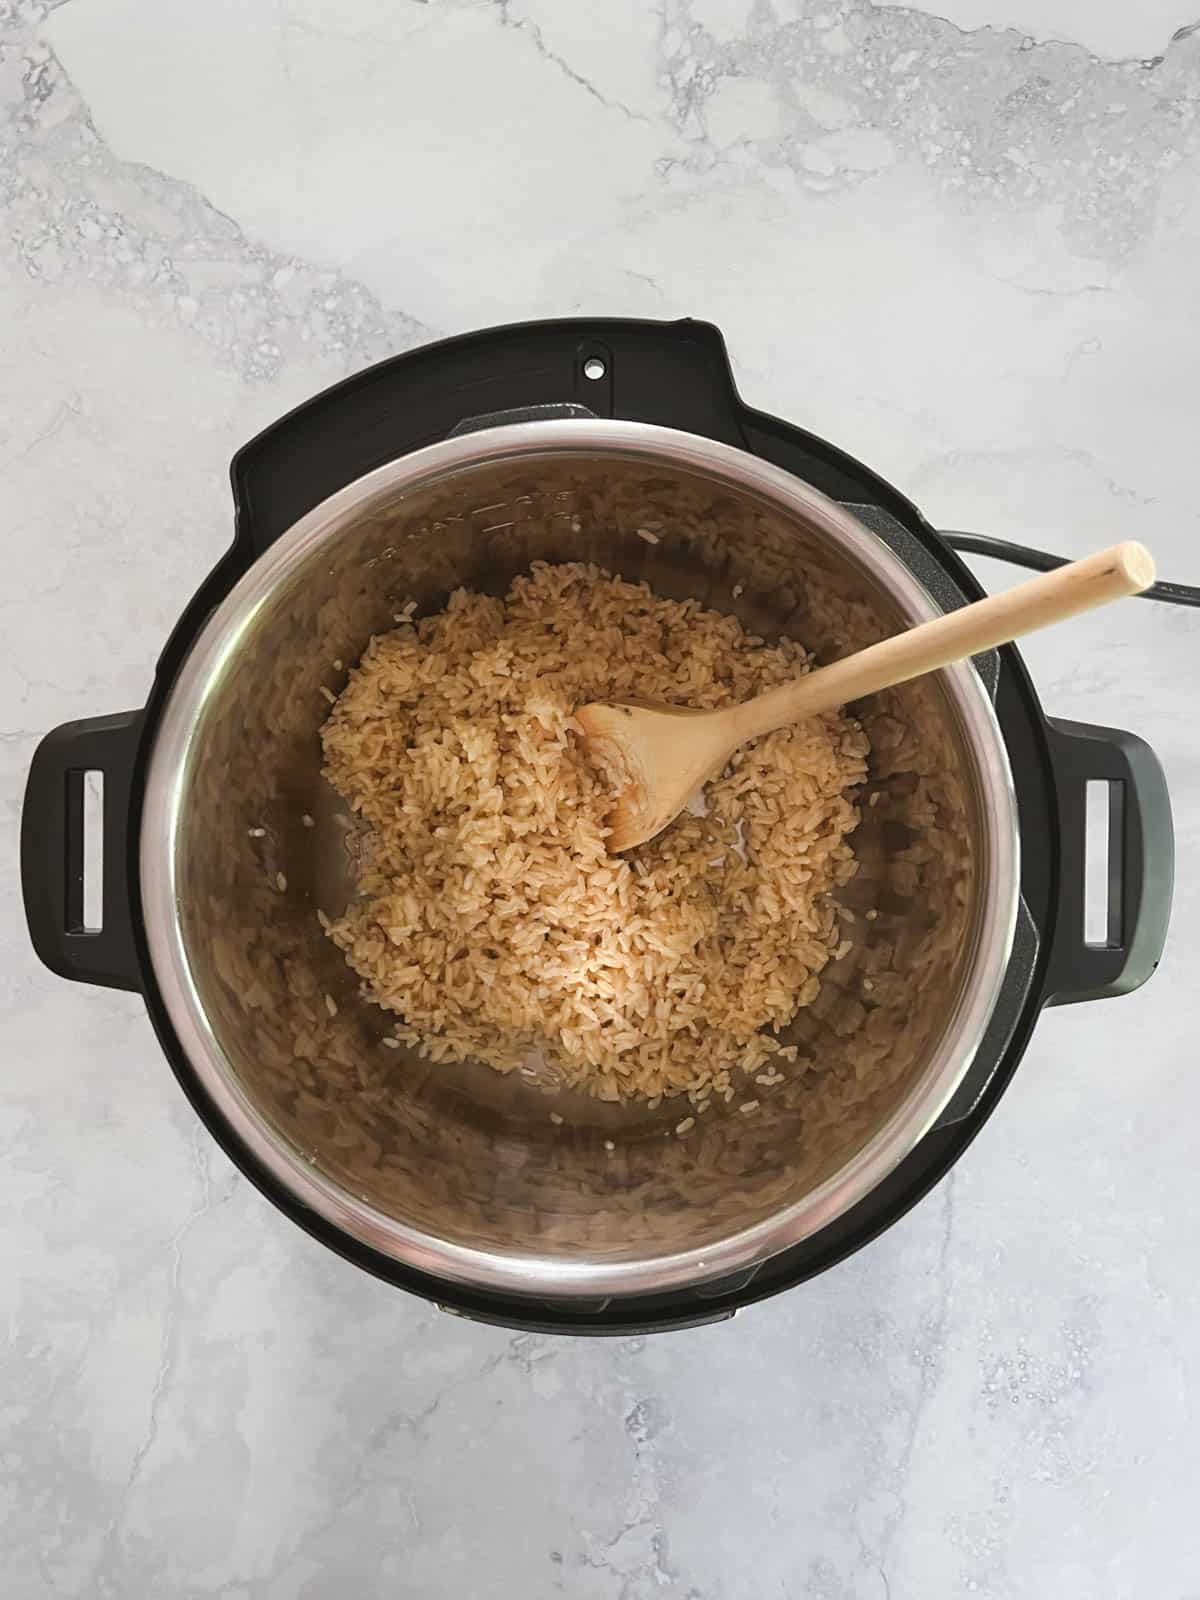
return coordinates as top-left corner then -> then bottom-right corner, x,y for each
3,2 -> 1198,1595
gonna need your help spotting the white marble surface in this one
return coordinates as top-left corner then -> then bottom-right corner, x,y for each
2,1 -> 1198,1594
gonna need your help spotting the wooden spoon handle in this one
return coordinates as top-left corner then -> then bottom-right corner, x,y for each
735,541 -> 1156,742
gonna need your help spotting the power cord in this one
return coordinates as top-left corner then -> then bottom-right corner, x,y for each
941,531 -> 1200,610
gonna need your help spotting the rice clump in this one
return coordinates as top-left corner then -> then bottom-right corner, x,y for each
319,561 -> 869,1107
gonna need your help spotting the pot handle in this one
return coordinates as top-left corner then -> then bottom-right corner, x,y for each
1043,717 -> 1173,1006
21,711 -> 143,993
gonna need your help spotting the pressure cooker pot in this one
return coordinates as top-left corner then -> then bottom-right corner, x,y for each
22,319 -> 1173,1332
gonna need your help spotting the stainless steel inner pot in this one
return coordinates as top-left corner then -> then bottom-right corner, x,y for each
140,421 -> 1019,1298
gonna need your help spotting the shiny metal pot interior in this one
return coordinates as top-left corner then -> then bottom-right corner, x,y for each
140,421 -> 1019,1298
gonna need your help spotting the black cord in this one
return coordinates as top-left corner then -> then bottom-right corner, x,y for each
940,531 -> 1200,609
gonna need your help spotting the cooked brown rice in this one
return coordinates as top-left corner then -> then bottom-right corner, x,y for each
319,561 -> 869,1107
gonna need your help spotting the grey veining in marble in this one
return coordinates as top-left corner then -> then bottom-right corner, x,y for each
2,2 -> 1198,1596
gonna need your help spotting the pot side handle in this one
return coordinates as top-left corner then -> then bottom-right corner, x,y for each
1043,717 -> 1173,1006
21,711 -> 143,992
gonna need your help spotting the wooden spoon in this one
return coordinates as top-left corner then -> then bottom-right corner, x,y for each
578,541 -> 1155,852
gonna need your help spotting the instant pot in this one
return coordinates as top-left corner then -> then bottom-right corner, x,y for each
22,319 -> 1175,1333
